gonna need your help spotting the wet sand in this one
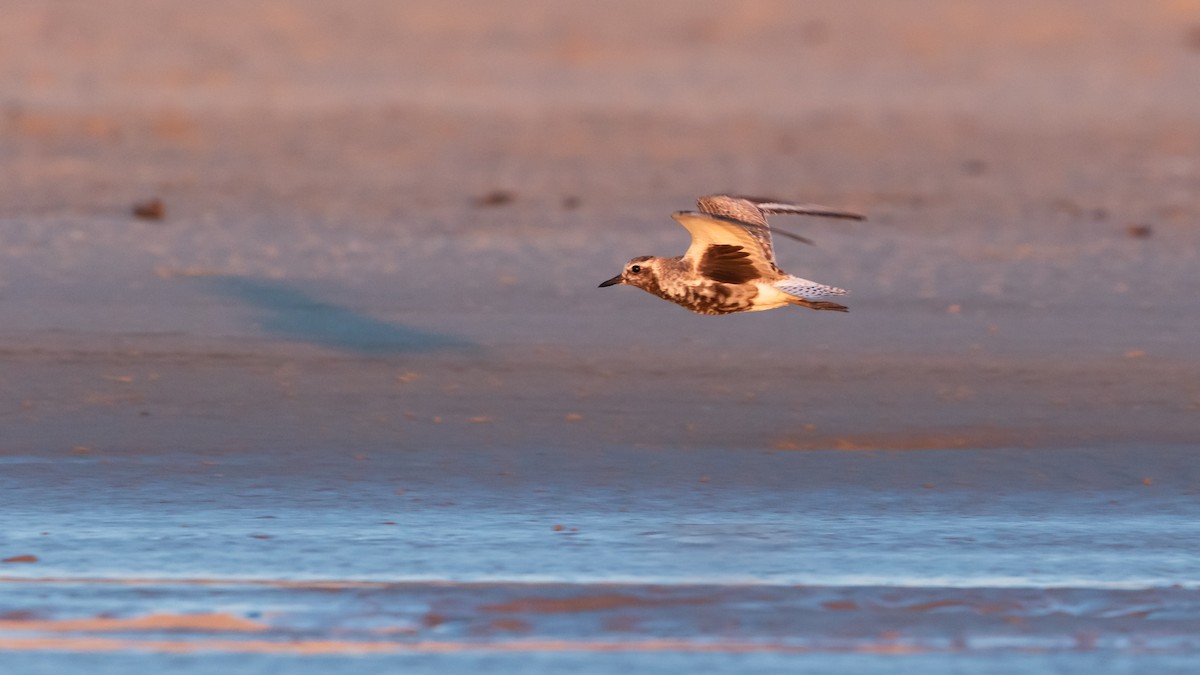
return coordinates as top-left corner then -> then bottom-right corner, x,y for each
3,1 -> 1200,672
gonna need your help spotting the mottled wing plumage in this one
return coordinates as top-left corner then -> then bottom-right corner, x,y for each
671,211 -> 778,282
696,195 -> 770,228
695,195 -> 781,267
697,194 -> 866,250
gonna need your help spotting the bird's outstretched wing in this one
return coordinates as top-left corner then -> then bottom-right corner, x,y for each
672,211 -> 778,283
696,194 -> 866,255
738,196 -> 866,221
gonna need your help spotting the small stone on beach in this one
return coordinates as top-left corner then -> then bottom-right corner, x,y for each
132,198 -> 165,220
474,190 -> 515,207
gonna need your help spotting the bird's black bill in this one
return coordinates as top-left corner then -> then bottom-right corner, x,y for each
598,275 -> 623,288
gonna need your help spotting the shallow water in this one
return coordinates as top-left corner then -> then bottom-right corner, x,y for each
5,653 -> 1200,675
4,445 -> 1199,586
3,445 -> 1199,672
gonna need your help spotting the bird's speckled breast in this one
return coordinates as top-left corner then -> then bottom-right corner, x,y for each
656,278 -> 760,315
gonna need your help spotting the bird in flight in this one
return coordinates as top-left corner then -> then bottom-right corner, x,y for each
598,194 -> 864,315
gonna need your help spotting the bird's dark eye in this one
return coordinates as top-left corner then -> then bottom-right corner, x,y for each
630,264 -> 642,274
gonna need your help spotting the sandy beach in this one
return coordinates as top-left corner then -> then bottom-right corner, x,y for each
3,1 -> 1200,672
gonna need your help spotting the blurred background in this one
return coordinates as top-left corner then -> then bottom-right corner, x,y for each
3,0 -> 1198,448
5,1 -> 1198,260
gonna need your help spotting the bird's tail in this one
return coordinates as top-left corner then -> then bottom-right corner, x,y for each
774,276 -> 849,312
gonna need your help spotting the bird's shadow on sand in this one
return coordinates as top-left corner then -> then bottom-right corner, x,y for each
196,276 -> 474,355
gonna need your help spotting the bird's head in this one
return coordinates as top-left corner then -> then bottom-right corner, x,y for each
598,256 -> 658,291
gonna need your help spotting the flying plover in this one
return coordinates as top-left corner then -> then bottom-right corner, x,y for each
598,194 -> 864,315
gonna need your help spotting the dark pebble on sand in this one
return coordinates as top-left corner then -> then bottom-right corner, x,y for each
132,198 -> 165,220
474,190 -> 515,207
1126,224 -> 1153,239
